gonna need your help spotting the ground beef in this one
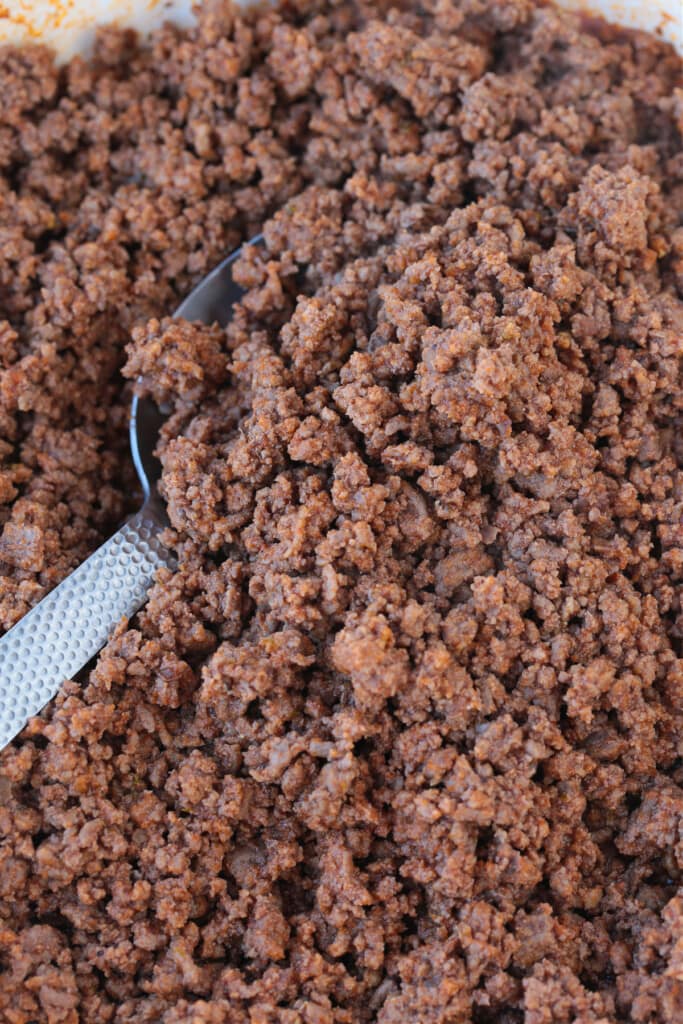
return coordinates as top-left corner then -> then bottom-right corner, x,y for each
0,2 -> 682,1022
126,319 -> 228,406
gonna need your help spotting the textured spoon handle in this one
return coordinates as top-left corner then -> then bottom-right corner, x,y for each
0,504 -> 174,750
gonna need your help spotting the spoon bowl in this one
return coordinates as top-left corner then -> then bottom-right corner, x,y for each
130,239 -> 254,501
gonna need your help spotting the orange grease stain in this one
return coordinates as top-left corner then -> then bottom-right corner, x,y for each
0,11 -> 41,39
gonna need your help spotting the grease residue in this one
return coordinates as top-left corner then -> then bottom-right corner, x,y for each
0,1 -> 680,62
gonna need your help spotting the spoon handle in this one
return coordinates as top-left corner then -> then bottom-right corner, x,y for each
0,503 -> 174,750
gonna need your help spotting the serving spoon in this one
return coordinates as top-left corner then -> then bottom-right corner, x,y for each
0,241 -> 251,750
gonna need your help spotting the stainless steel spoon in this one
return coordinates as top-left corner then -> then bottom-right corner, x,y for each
0,241 -> 251,750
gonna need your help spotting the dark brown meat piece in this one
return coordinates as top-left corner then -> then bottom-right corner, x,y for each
125,318 -> 228,405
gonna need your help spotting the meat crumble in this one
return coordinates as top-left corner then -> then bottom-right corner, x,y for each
0,1 -> 682,1022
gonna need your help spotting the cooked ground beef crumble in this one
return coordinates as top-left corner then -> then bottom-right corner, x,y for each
1,1 -> 682,1021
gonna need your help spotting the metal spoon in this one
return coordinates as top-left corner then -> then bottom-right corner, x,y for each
0,241 -> 251,750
